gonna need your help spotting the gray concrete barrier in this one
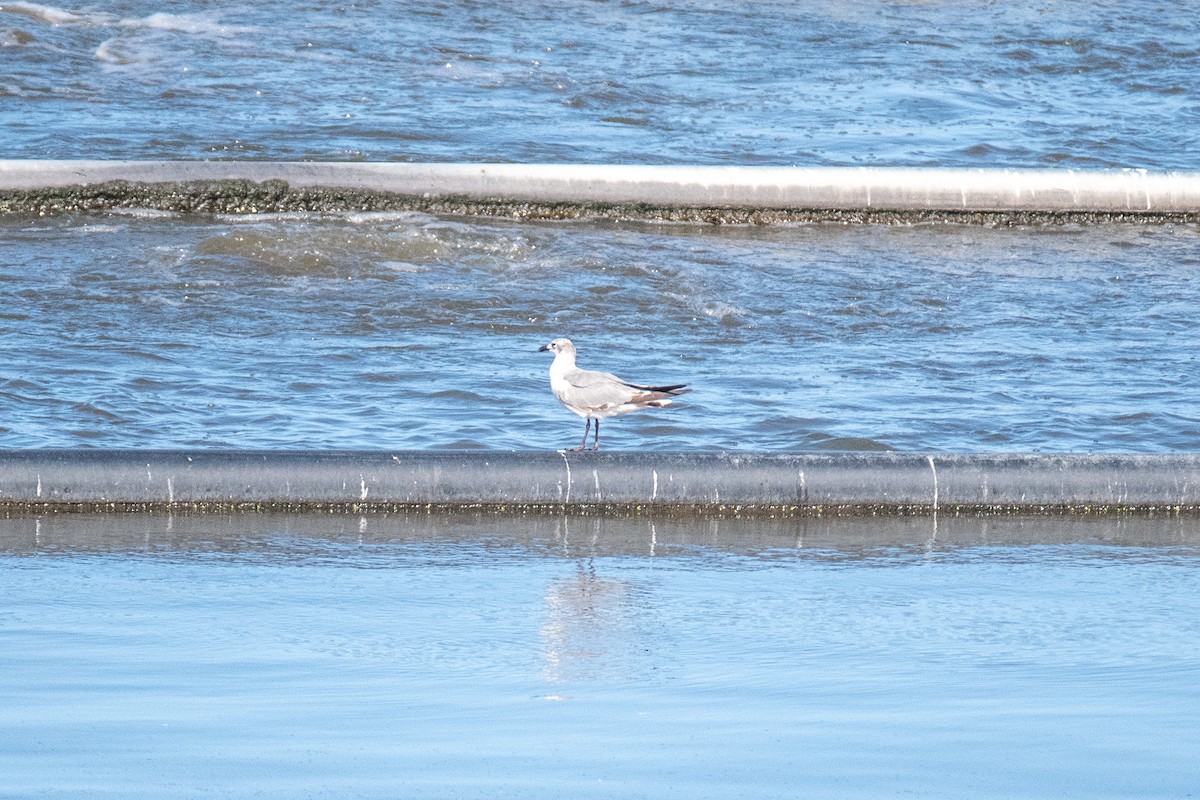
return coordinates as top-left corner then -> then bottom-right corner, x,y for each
4,161 -> 1200,220
2,450 -> 1198,515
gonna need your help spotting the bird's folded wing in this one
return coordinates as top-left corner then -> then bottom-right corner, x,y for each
562,369 -> 636,410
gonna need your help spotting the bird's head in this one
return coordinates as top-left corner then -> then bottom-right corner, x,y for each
538,338 -> 575,355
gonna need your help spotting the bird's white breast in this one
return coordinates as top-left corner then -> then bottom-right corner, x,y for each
549,353 -> 590,417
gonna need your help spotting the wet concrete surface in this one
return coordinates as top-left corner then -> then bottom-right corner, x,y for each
4,179 -> 1200,224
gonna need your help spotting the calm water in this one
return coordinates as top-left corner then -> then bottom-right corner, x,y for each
2,1 -> 1200,168
1,212 -> 1199,452
2,513 -> 1198,799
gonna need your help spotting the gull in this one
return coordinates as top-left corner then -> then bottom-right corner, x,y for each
538,338 -> 690,451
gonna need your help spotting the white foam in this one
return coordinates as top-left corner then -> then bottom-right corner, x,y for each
0,1 -> 88,25
88,11 -> 258,67
119,11 -> 256,37
108,207 -> 181,219
211,212 -> 319,223
702,302 -> 746,321
381,261 -> 426,273
93,38 -> 136,65
344,211 -> 436,225
139,295 -> 182,308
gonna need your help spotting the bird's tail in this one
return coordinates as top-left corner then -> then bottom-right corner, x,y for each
625,383 -> 691,407
625,382 -> 689,395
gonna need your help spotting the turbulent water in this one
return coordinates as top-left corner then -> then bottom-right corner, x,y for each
3,0 -> 1200,168
2,1 -> 1200,452
1,211 -> 1199,452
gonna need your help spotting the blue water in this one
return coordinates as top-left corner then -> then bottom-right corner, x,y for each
1,212 -> 1199,452
5,7 -> 1200,797
3,1 -> 1200,452
2,514 -> 1198,799
3,1 -> 1200,168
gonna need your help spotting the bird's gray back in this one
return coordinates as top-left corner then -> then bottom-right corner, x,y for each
558,367 -> 636,410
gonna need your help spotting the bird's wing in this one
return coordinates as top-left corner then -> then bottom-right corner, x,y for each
560,368 -> 637,411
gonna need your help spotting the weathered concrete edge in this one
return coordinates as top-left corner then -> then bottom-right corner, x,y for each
4,161 -> 1200,218
2,450 -> 1199,517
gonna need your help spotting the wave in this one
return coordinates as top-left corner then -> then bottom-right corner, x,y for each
119,11 -> 257,37
0,1 -> 100,25
0,3 -> 255,37
2,3 -> 258,67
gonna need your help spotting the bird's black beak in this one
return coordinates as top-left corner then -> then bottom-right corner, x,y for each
538,344 -> 550,352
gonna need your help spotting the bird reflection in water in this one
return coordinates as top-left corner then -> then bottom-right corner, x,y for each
539,518 -> 651,687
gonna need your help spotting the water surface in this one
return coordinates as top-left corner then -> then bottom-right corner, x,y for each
2,212 -> 1198,452
4,1 -> 1200,454
2,0 -> 1199,169
2,513 -> 1198,799
5,6 -> 1200,798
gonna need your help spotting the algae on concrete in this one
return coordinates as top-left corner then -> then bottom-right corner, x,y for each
4,179 -> 1200,225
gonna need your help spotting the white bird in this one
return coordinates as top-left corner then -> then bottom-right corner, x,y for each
538,338 -> 690,451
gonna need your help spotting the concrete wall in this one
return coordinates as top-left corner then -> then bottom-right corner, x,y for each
4,161 -> 1200,213
2,451 -> 1198,514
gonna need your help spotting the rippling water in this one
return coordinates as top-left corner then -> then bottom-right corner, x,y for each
2,0 -> 1199,168
3,2 -> 1200,452
5,9 -> 1199,799
2,513 -> 1198,799
2,211 -> 1199,452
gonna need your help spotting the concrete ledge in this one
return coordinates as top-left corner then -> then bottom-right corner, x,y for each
4,510 -> 1198,554
2,451 -> 1199,516
4,161 -> 1200,219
